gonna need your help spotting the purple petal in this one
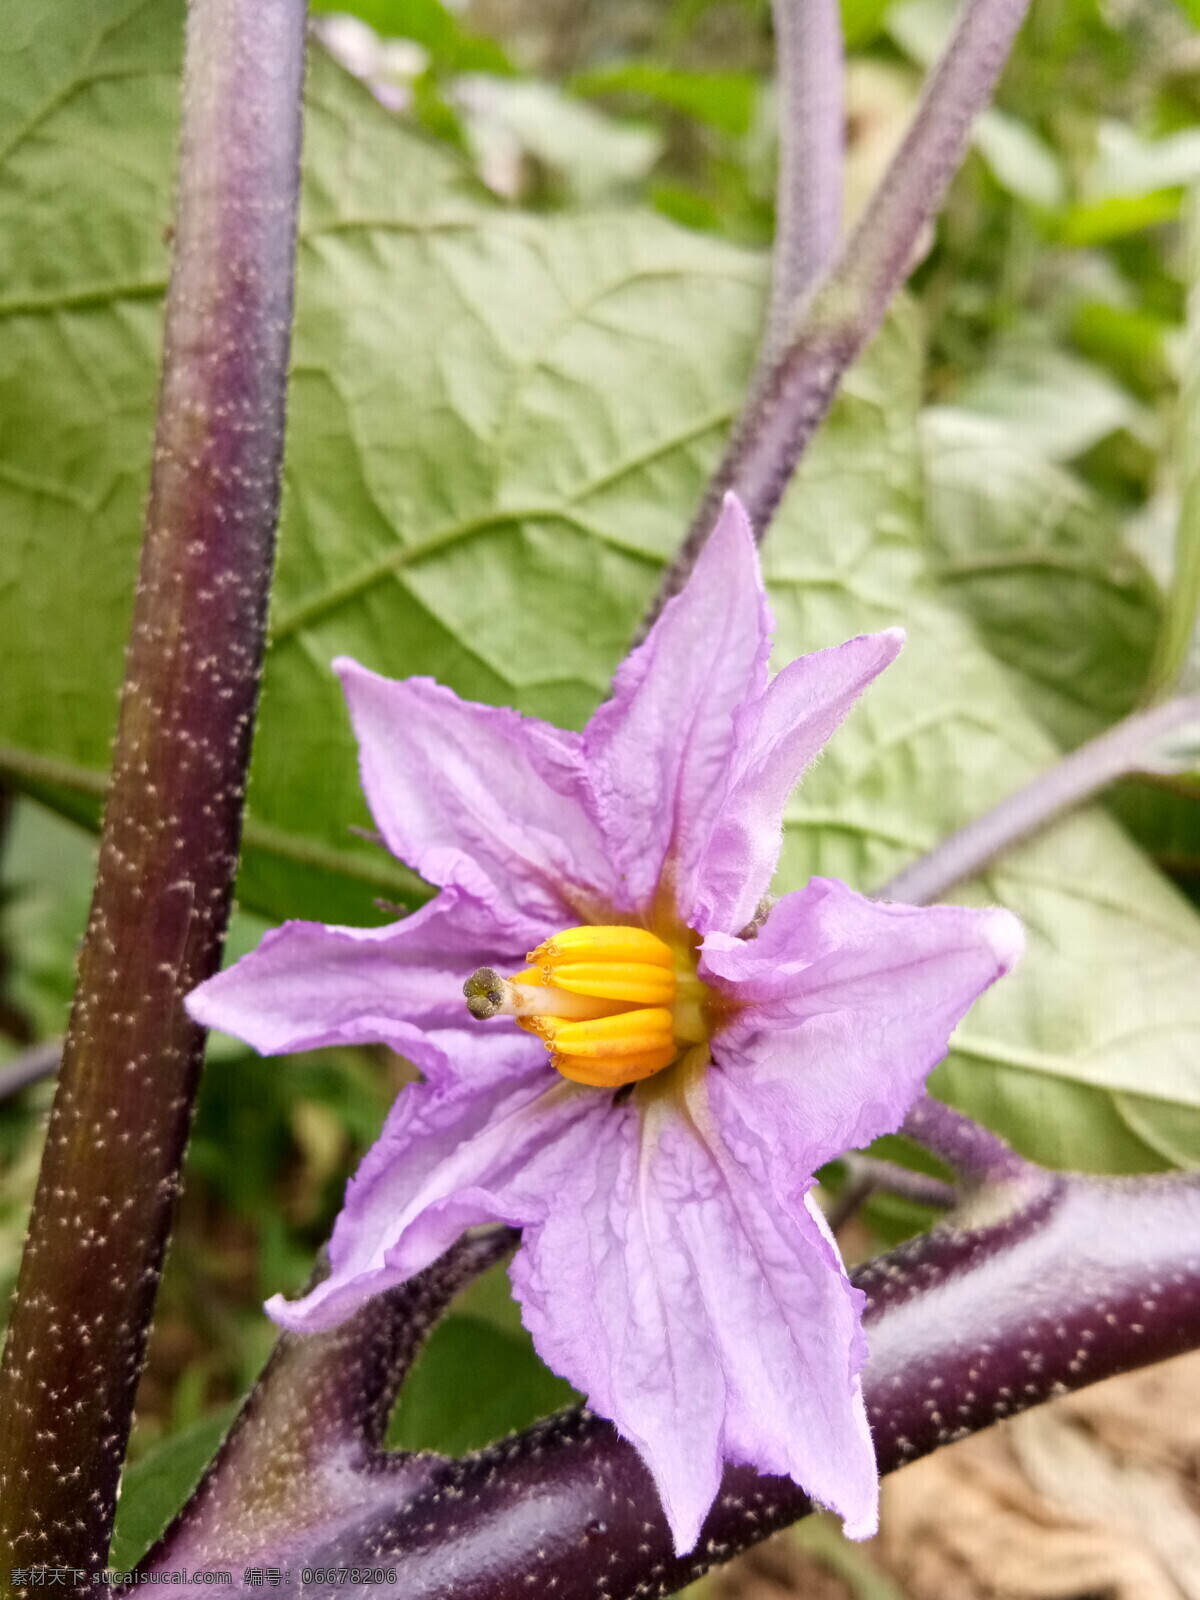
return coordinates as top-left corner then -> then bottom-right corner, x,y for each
186,883 -> 528,1055
267,1028 -> 576,1334
509,1072 -> 879,1553
583,494 -> 772,917
337,660 -> 618,925
702,878 -> 1024,1183
692,630 -> 904,935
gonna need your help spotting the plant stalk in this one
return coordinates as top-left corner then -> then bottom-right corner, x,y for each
0,0 -> 308,1575
763,0 -> 845,362
139,1169 -> 1200,1595
902,1093 -> 1028,1184
876,693 -> 1200,906
826,1153 -> 957,1231
647,0 -> 1033,622
141,1230 -> 519,1575
373,1174 -> 1200,1598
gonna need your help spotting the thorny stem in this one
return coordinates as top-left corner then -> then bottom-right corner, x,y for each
0,0 -> 307,1577
646,0 -> 1034,626
876,693 -> 1200,907
761,0 -> 844,363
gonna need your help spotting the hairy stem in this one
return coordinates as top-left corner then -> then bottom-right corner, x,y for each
146,1170 -> 1198,1596
389,1174 -> 1198,1600
826,1152 -> 957,1231
0,0 -> 307,1575
876,693 -> 1200,907
143,1230 -> 519,1576
647,0 -> 1033,622
902,1093 -> 1028,1185
762,0 -> 844,361
844,1154 -> 958,1208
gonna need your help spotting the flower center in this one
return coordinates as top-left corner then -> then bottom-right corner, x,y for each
463,924 -> 710,1089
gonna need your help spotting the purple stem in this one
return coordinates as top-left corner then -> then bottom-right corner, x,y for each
646,0 -> 1034,623
137,1169 -> 1200,1596
763,0 -> 844,361
902,1093 -> 1029,1186
0,0 -> 307,1576
342,1175 -> 1200,1599
841,1154 -> 958,1209
826,1152 -> 958,1231
141,1230 -> 518,1579
876,693 -> 1200,907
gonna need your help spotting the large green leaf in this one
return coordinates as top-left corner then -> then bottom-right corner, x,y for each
0,0 -> 434,924
4,0 -> 1200,1170
918,406 -> 1159,751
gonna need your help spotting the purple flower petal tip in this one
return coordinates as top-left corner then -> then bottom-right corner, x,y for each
718,487 -> 755,536
878,623 -> 906,652
202,510 -> 1021,1552
983,906 -> 1025,973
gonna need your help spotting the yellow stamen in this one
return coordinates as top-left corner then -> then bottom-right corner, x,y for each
552,1045 -> 676,1088
465,923 -> 714,1091
547,961 -> 676,1005
525,1007 -> 674,1058
529,925 -> 674,969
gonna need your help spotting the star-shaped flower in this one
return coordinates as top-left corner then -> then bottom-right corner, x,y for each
188,494 -> 1021,1552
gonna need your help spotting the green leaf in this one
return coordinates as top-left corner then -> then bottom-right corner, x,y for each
1061,190 -> 1183,246
1,799 -> 95,1041
1071,301 -> 1174,398
108,1407 -> 237,1570
1107,776 -> 1200,886
571,63 -> 757,137
388,1313 -> 578,1454
1145,187 -> 1200,700
951,337 -> 1147,462
312,0 -> 453,51
1085,122 -> 1200,203
1060,119 -> 1200,248
887,0 -> 957,65
919,406 -> 1160,750
1114,1091 -> 1200,1169
462,79 -> 662,204
839,0 -> 895,50
9,0 -> 1200,1172
310,0 -> 512,73
385,1260 -> 579,1458
974,110 -> 1065,211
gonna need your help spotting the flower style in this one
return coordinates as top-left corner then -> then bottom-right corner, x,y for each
188,494 -> 1022,1553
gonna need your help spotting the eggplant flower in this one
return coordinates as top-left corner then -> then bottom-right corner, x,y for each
188,494 -> 1021,1552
